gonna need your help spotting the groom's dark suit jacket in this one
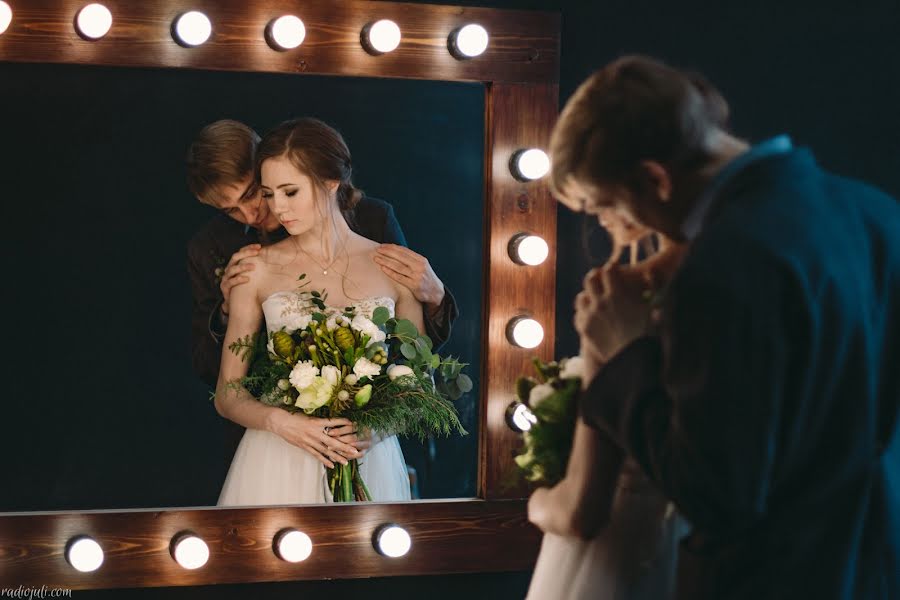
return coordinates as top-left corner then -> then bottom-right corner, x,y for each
187,196 -> 458,469
582,148 -> 900,598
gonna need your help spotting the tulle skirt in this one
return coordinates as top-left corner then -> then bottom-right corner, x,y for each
526,466 -> 691,600
217,428 -> 411,506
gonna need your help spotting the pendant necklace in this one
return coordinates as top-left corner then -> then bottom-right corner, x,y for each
294,234 -> 347,276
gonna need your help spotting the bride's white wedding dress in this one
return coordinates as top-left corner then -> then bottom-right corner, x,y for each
217,293 -> 412,506
526,459 -> 690,600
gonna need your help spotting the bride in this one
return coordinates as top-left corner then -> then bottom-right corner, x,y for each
215,118 -> 418,506
525,209 -> 690,599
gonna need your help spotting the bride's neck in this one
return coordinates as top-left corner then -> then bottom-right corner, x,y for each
292,209 -> 352,260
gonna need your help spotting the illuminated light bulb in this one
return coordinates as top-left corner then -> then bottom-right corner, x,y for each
171,533 -> 209,570
507,317 -> 544,349
373,524 -> 411,557
66,537 -> 104,573
362,19 -> 401,55
0,2 -> 12,35
274,529 -> 313,563
267,15 -> 306,50
173,11 -> 211,47
509,233 -> 549,266
76,3 -> 112,39
449,24 -> 488,59
506,401 -> 538,432
510,148 -> 550,181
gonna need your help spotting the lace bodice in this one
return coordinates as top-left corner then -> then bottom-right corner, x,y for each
261,291 -> 396,333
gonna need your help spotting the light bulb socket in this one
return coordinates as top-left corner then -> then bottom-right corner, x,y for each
372,523 -> 411,557
65,535 -> 104,572
508,149 -> 529,182
506,315 -> 541,348
505,400 -> 531,432
265,16 -> 305,51
273,528 -> 312,562
360,21 -> 392,56
73,5 -> 112,42
507,232 -> 539,265
264,20 -> 283,51
169,530 -> 210,569
446,26 -> 469,60
509,148 -> 550,182
171,12 -> 211,48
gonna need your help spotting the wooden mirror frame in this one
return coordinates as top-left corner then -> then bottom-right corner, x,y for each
0,0 -> 559,589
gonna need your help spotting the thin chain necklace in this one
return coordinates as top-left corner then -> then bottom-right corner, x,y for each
293,232 -> 348,276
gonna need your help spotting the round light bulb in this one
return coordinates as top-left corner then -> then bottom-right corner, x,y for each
508,402 -> 538,432
268,15 -> 305,50
0,1 -> 12,35
508,317 -> 544,349
76,3 -> 112,39
509,234 -> 549,266
66,537 -> 104,573
172,534 -> 209,570
512,148 -> 550,181
364,19 -> 401,54
173,11 -> 211,47
451,24 -> 488,58
374,525 -> 411,558
275,529 -> 313,563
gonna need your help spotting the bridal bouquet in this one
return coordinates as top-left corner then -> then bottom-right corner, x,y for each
513,356 -> 584,486
228,275 -> 469,502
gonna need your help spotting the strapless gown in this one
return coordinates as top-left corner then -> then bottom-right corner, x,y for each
526,459 -> 691,599
217,293 -> 411,506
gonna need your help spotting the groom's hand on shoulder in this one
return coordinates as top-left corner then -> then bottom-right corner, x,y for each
220,243 -> 262,315
374,244 -> 445,308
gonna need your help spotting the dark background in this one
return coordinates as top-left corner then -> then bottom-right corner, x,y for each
0,63 -> 484,511
3,0 -> 899,597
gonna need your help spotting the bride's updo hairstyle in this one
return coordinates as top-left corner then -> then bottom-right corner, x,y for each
549,55 -> 730,210
256,117 -> 363,223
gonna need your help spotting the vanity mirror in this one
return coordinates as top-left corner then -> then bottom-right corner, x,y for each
0,0 -> 558,588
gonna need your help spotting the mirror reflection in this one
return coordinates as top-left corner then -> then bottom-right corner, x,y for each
0,62 -> 484,512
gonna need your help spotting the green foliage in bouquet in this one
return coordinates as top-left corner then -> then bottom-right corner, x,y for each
513,357 -> 582,486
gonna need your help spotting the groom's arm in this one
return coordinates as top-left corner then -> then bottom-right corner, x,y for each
580,248 -> 786,535
187,232 -> 226,388
356,197 -> 459,350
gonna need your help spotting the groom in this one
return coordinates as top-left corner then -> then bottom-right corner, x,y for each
551,56 -> 900,598
186,119 -> 458,472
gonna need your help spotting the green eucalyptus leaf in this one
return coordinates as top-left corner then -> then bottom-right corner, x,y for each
372,306 -> 391,326
395,319 -> 418,339
457,373 -> 473,393
430,354 -> 440,369
400,342 -> 417,360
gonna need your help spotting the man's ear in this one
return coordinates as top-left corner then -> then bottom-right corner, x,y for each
638,160 -> 672,202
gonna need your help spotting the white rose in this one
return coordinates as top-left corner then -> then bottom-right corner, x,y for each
350,314 -> 387,347
320,365 -> 341,387
353,357 -> 382,380
560,356 -> 585,380
528,383 -> 555,408
387,364 -> 415,381
289,360 -> 319,392
325,314 -> 340,331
